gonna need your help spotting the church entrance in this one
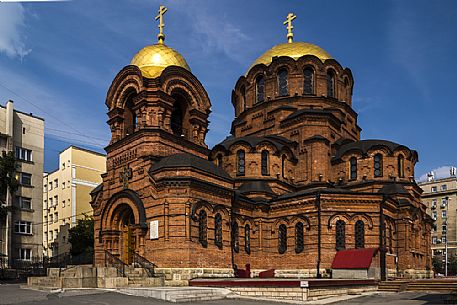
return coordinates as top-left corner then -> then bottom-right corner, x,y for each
116,204 -> 136,264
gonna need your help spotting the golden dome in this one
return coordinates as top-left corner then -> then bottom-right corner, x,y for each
131,43 -> 191,78
249,42 -> 332,72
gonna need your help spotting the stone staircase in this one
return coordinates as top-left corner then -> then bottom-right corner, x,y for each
124,266 -> 164,287
117,287 -> 232,302
378,280 -> 410,292
379,279 -> 457,293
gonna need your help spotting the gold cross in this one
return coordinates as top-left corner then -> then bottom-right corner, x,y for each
283,13 -> 297,43
155,5 -> 168,44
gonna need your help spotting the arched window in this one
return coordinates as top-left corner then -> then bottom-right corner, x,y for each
278,68 -> 288,96
335,220 -> 345,251
171,103 -> 184,136
216,154 -> 223,168
245,224 -> 251,254
232,222 -> 239,253
124,92 -> 137,136
198,210 -> 207,248
398,155 -> 405,178
295,222 -> 304,254
240,85 -> 246,111
281,155 -> 287,178
256,75 -> 265,103
261,150 -> 269,176
327,70 -> 335,98
355,220 -> 365,249
237,150 -> 245,176
374,154 -> 383,177
349,157 -> 357,180
278,224 -> 287,254
214,213 -> 223,249
303,67 -> 314,95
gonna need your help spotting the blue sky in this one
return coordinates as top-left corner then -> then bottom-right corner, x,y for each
0,0 -> 456,180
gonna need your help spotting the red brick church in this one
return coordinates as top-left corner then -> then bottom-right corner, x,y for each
91,8 -> 432,280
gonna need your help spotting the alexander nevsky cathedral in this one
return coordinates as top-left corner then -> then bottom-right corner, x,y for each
90,7 -> 433,280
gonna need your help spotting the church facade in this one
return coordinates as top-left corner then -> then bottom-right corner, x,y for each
91,9 -> 432,280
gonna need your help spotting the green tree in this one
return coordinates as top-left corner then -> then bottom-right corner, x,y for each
0,151 -> 18,219
68,216 -> 94,256
433,255 -> 444,275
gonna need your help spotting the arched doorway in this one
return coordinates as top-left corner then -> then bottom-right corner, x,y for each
114,204 -> 136,264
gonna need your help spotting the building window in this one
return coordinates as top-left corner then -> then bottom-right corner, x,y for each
19,173 -> 32,186
15,147 -> 32,162
49,182 -> 52,191
261,150 -> 269,176
232,222 -> 239,253
198,210 -> 207,248
214,213 -> 223,249
278,68 -> 288,96
44,232 -> 48,242
44,216 -> 47,224
327,70 -> 335,98
62,182 -> 65,189
441,198 -> 447,208
54,179 -> 58,188
14,221 -> 32,235
18,249 -> 32,261
442,236 -> 447,243
237,150 -> 245,176
374,154 -> 383,177
278,224 -> 287,254
349,157 -> 357,180
442,210 -> 447,219
54,229 -> 58,240
49,214 -> 53,223
62,200 -> 65,208
282,155 -> 287,178
256,75 -> 265,103
432,236 -> 437,244
431,186 -> 437,192
62,162 -> 65,170
355,220 -> 365,249
441,184 -> 447,191
216,154 -> 223,167
303,67 -> 314,95
245,224 -> 251,254
431,199 -> 437,209
49,197 -> 53,207
54,212 -> 58,222
54,195 -> 58,207
397,155 -> 405,178
16,196 -> 32,210
240,85 -> 246,111
295,222 -> 304,254
442,225 -> 447,233
43,199 -> 47,210
432,211 -> 437,220
335,220 -> 346,251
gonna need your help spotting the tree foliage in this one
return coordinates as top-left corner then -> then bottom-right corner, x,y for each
0,151 -> 18,219
68,216 -> 94,256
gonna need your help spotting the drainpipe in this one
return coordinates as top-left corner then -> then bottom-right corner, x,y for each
316,192 -> 322,278
379,195 -> 387,281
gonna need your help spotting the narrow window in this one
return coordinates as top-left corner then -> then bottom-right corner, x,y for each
303,67 -> 314,95
335,220 -> 345,251
278,224 -> 287,254
217,154 -> 223,167
295,222 -> 304,254
398,155 -> 405,178
214,213 -> 223,249
355,220 -> 365,249
198,210 -> 207,248
170,103 -> 183,136
232,222 -> 239,253
349,157 -> 357,180
327,70 -> 335,98
278,68 -> 288,96
374,154 -> 383,177
261,150 -> 269,176
245,224 -> 251,254
237,150 -> 245,176
281,155 -> 286,178
240,86 -> 246,111
256,75 -> 265,103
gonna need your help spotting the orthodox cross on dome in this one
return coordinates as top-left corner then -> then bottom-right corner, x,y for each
155,5 -> 168,44
283,12 -> 297,43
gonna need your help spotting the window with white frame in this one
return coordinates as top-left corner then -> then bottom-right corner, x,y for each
54,179 -> 58,188
15,147 -> 32,162
62,200 -> 65,208
442,225 -> 447,232
442,210 -> 447,219
18,248 -> 32,261
49,214 -> 53,223
432,236 -> 437,244
54,195 -> 58,206
62,182 -> 65,189
49,182 -> 52,191
442,236 -> 447,243
44,232 -> 48,242
43,199 -> 47,210
441,198 -> 447,208
54,229 -> 58,239
14,221 -> 32,234
432,211 -> 437,220
432,199 -> 437,209
431,186 -> 437,192
54,212 -> 58,222
441,184 -> 447,191
49,197 -> 53,207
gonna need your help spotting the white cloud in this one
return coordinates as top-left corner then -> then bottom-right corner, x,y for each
418,166 -> 455,182
0,3 -> 31,58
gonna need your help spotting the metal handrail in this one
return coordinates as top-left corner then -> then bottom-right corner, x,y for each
104,250 -> 126,277
130,249 -> 157,277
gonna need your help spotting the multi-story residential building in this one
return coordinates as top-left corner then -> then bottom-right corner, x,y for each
419,171 -> 457,262
0,100 -> 44,267
43,146 -> 106,257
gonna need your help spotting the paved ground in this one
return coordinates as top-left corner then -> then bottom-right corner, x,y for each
332,291 -> 457,305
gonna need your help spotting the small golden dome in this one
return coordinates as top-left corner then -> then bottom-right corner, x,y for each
131,43 -> 191,78
249,42 -> 332,72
